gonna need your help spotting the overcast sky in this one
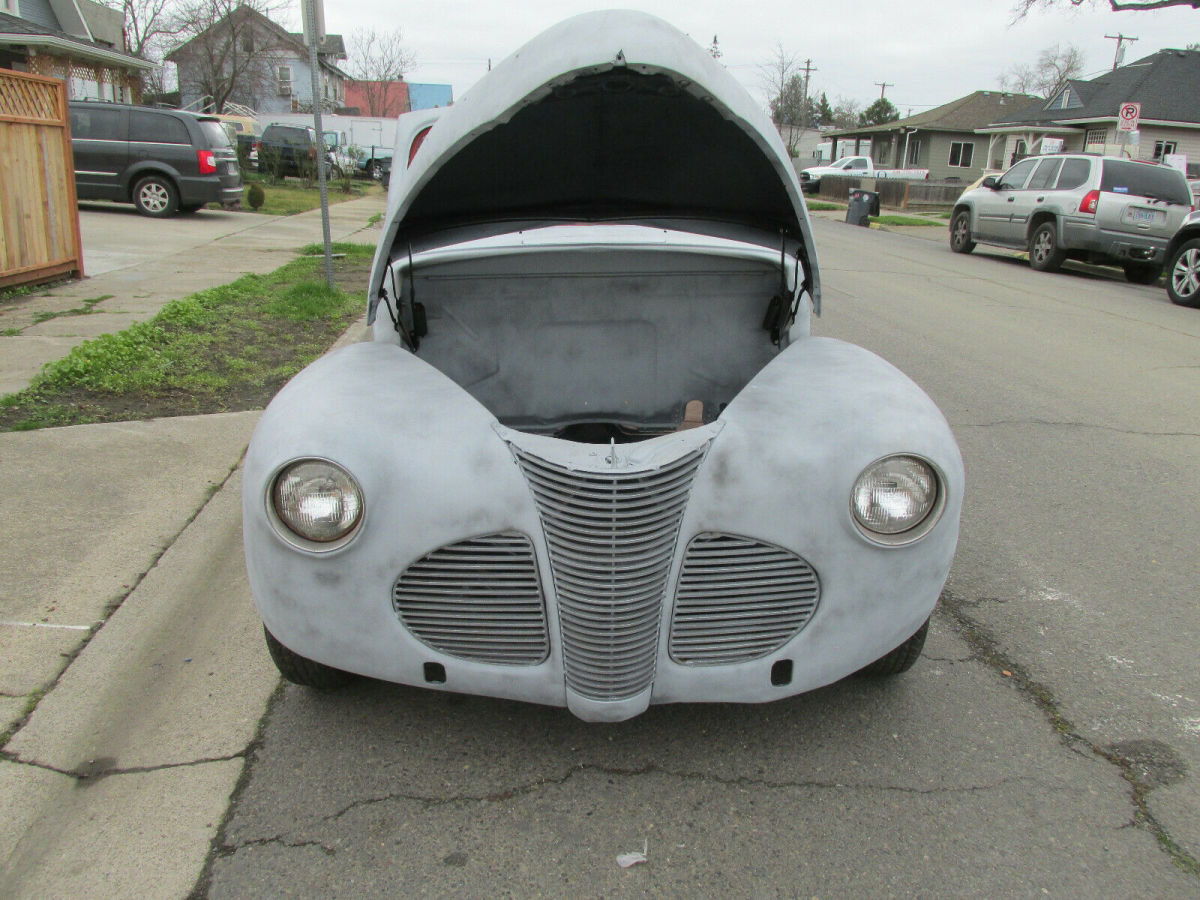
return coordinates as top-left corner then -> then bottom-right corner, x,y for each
312,1 -> 1198,115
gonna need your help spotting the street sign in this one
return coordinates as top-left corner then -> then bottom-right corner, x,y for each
1117,102 -> 1141,133
301,0 -> 326,47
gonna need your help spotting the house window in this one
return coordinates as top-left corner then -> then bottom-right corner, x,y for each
1084,128 -> 1107,149
241,32 -> 254,54
906,139 -> 921,166
948,141 -> 974,168
1153,140 -> 1178,160
277,65 -> 292,96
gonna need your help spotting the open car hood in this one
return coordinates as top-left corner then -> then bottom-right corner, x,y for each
368,10 -> 819,319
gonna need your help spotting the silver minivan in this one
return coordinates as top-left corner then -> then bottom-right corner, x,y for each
950,154 -> 1193,283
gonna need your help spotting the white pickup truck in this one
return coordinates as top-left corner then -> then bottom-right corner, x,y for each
798,156 -> 929,193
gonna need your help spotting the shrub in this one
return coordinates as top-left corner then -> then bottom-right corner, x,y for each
246,183 -> 265,209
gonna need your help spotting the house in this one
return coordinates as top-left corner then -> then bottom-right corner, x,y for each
826,91 -> 1040,182
979,48 -> 1200,173
166,6 -> 350,115
0,0 -> 154,100
343,79 -> 409,117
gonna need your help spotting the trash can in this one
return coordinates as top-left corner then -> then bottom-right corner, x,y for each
846,189 -> 880,227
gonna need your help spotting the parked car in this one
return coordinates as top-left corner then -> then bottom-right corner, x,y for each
949,153 -> 1193,283
257,123 -> 341,179
69,101 -> 243,217
242,11 -> 964,723
356,146 -> 393,180
1165,210 -> 1200,306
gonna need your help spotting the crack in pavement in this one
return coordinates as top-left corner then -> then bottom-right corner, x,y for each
0,749 -> 248,783
937,592 -> 1200,879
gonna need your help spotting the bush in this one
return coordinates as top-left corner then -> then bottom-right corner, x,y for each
246,183 -> 265,209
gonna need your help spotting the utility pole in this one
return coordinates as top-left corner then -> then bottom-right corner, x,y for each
1105,33 -> 1138,70
800,58 -> 816,129
874,81 -> 893,99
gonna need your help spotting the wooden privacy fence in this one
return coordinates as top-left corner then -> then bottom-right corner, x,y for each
0,69 -> 84,289
813,174 -> 967,211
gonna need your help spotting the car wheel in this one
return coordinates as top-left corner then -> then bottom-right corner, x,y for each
1122,262 -> 1161,285
949,210 -> 975,254
1166,238 -> 1200,307
855,619 -> 929,677
367,161 -> 380,180
1028,221 -> 1065,272
132,175 -> 179,217
264,626 -> 356,689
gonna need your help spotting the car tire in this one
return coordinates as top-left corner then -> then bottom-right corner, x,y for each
1123,262 -> 1161,285
264,626 -> 357,689
855,619 -> 929,677
1166,238 -> 1200,307
367,161 -> 380,180
949,210 -> 975,254
132,175 -> 179,218
1028,221 -> 1065,272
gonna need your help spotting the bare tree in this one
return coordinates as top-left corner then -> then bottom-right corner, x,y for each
760,43 -> 802,124
1000,43 -> 1085,97
118,0 -> 179,57
346,27 -> 415,117
831,96 -> 862,130
1013,0 -> 1200,16
167,0 -> 291,113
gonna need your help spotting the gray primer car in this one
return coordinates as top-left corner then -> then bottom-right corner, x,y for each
242,11 -> 964,723
950,153 -> 1192,284
1165,210 -> 1200,307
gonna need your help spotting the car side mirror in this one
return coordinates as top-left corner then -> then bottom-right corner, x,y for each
982,176 -> 1000,190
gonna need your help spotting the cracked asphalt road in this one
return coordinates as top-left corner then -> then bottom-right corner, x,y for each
200,218 -> 1200,897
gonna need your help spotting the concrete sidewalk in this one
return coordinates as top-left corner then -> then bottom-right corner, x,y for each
0,193 -> 387,396
0,198 -> 382,896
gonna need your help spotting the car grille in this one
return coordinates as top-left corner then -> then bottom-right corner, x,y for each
392,532 -> 549,665
514,446 -> 706,701
670,533 -> 820,664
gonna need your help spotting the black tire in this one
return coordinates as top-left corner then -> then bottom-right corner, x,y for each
367,161 -> 380,180
1123,262 -> 1161,285
949,209 -> 975,253
132,174 -> 179,217
264,626 -> 356,689
856,619 -> 929,677
1166,238 -> 1200,307
1028,221 -> 1065,272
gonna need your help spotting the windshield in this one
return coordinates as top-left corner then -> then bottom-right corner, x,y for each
832,158 -> 852,169
1101,160 -> 1191,205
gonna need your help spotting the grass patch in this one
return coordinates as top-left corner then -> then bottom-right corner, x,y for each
806,201 -> 844,211
27,295 -> 113,326
236,175 -> 382,216
0,243 -> 374,432
873,215 -> 942,227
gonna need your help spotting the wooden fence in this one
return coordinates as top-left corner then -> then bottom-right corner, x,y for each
812,174 -> 967,211
0,70 -> 84,289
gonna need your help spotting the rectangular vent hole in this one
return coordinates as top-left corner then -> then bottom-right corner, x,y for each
424,662 -> 446,684
771,659 -> 793,686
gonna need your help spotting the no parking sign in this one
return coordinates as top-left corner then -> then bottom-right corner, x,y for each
1118,102 -> 1141,132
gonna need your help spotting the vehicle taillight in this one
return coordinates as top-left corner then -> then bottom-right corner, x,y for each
408,126 -> 432,167
197,149 -> 217,174
1079,190 -> 1100,215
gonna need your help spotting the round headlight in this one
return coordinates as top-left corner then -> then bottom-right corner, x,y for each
270,459 -> 363,546
851,455 -> 941,543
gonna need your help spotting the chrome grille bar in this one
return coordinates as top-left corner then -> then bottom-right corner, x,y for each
514,447 -> 706,700
670,533 -> 820,665
393,532 -> 549,665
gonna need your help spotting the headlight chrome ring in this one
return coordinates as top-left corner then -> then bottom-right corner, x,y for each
850,454 -> 946,546
267,457 -> 364,552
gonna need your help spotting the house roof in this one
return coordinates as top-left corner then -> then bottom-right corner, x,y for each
984,48 -> 1200,129
0,10 -> 155,69
828,90 -> 1041,139
165,6 -> 346,76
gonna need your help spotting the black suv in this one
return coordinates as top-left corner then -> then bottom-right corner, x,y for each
257,124 -> 334,179
69,101 -> 243,217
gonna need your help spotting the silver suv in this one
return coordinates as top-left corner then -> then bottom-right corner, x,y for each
949,154 -> 1193,284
